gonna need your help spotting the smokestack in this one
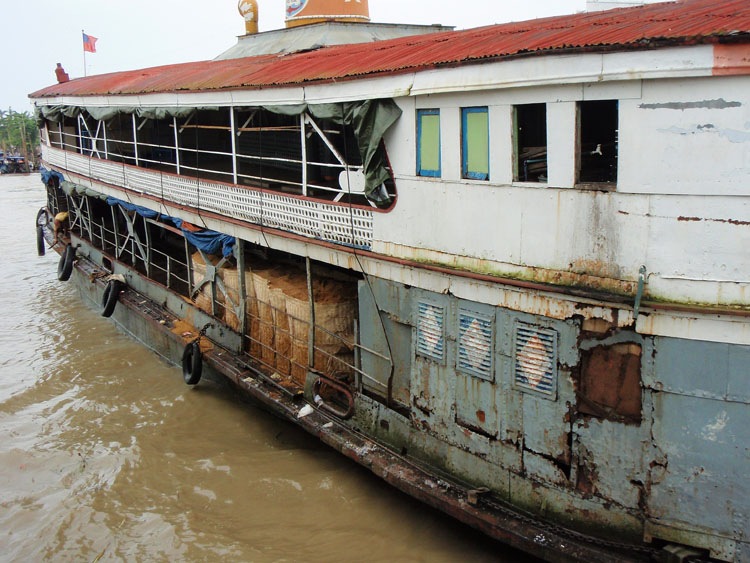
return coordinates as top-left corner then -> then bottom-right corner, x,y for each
285,0 -> 370,28
238,0 -> 259,35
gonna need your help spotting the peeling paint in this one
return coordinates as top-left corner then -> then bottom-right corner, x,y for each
658,124 -> 750,143
640,99 -> 742,110
701,411 -> 729,442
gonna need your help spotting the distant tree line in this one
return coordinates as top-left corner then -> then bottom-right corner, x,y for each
0,109 -> 39,156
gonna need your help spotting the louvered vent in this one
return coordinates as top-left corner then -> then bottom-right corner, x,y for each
514,322 -> 557,397
458,311 -> 493,380
417,302 -> 444,362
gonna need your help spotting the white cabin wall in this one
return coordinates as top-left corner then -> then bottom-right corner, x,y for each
546,102 -> 576,188
376,72 -> 750,306
386,96 -> 416,178
618,75 -> 750,196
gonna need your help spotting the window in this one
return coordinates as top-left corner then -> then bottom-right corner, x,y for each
462,107 -> 489,180
515,103 -> 547,182
417,109 -> 441,177
578,100 -> 618,185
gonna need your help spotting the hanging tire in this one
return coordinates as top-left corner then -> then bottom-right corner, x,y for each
36,225 -> 45,256
182,341 -> 203,385
100,279 -> 124,318
57,244 -> 75,281
36,208 -> 50,257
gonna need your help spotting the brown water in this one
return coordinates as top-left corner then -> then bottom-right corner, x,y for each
0,174 -> 531,562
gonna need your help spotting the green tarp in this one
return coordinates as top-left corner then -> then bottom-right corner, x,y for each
60,180 -> 108,200
36,106 -> 216,127
36,99 -> 402,202
260,100 -> 401,202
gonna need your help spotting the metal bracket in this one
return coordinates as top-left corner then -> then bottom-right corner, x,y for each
634,265 -> 647,321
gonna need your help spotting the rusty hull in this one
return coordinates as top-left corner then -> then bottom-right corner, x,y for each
50,234 -> 652,563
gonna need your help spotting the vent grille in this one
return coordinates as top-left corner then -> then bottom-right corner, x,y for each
514,322 -> 557,397
417,302 -> 444,362
458,311 -> 493,380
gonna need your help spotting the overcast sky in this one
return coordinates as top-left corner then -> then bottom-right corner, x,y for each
2,0 -> 657,113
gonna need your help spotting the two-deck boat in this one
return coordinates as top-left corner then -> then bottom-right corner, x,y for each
30,1 -> 750,560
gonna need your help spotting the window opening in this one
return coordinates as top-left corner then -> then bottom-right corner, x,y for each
578,100 -> 618,185
462,107 -> 489,181
417,109 -> 441,177
43,105 -> 396,207
515,103 -> 547,182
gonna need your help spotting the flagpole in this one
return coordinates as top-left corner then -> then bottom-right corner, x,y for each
82,29 -> 87,77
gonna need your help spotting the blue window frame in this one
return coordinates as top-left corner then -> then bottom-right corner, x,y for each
462,107 -> 489,181
417,109 -> 441,177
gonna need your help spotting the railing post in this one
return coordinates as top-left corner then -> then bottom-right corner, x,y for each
173,116 -> 181,174
102,120 -> 108,159
230,107 -> 238,185
301,114 -> 308,196
111,205 -> 119,258
77,115 -> 83,155
237,239 -> 247,340
185,238 -> 193,296
132,113 -> 139,167
144,216 -> 152,278
306,256 -> 315,368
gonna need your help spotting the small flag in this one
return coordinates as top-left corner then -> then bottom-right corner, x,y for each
83,33 -> 98,53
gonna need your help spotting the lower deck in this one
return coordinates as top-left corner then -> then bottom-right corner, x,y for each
39,174 -> 750,562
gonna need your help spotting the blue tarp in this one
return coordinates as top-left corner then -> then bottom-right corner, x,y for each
106,197 -> 236,257
40,167 -> 65,186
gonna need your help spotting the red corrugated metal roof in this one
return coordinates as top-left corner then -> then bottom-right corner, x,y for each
30,0 -> 750,99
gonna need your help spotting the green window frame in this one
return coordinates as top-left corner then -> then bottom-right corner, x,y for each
417,109 -> 441,177
462,107 -> 489,181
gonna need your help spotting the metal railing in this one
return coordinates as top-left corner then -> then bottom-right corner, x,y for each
42,144 -> 374,249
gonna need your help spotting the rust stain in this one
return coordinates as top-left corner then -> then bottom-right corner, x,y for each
677,216 -> 703,222
714,43 -> 750,76
171,318 -> 213,352
578,342 -> 642,424
476,410 -> 486,423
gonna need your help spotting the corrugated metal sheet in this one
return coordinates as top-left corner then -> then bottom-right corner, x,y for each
30,0 -> 750,99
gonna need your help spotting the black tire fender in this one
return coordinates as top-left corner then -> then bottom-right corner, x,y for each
57,244 -> 75,281
36,208 -> 50,257
182,341 -> 203,385
101,279 -> 124,318
36,225 -> 45,257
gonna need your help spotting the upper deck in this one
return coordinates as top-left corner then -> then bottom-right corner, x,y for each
32,0 -> 750,321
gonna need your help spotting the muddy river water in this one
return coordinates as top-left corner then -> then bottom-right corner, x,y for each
0,174 -> 530,562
